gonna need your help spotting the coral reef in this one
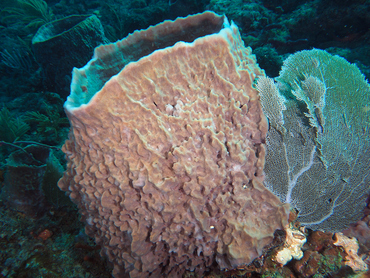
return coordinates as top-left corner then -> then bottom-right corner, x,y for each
58,11 -> 289,277
0,0 -> 369,277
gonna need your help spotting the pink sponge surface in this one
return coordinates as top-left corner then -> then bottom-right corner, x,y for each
59,11 -> 289,278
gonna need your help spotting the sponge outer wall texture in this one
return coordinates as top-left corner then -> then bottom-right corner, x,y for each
58,11 -> 289,278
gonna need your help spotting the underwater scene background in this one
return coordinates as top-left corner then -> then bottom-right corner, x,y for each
0,0 -> 369,277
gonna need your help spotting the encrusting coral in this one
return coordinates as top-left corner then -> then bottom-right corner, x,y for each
274,224 -> 306,265
58,11 -> 289,278
333,232 -> 368,273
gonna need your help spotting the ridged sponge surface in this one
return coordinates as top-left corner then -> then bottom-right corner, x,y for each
58,11 -> 289,278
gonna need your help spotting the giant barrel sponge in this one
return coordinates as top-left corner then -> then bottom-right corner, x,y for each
58,11 -> 289,277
